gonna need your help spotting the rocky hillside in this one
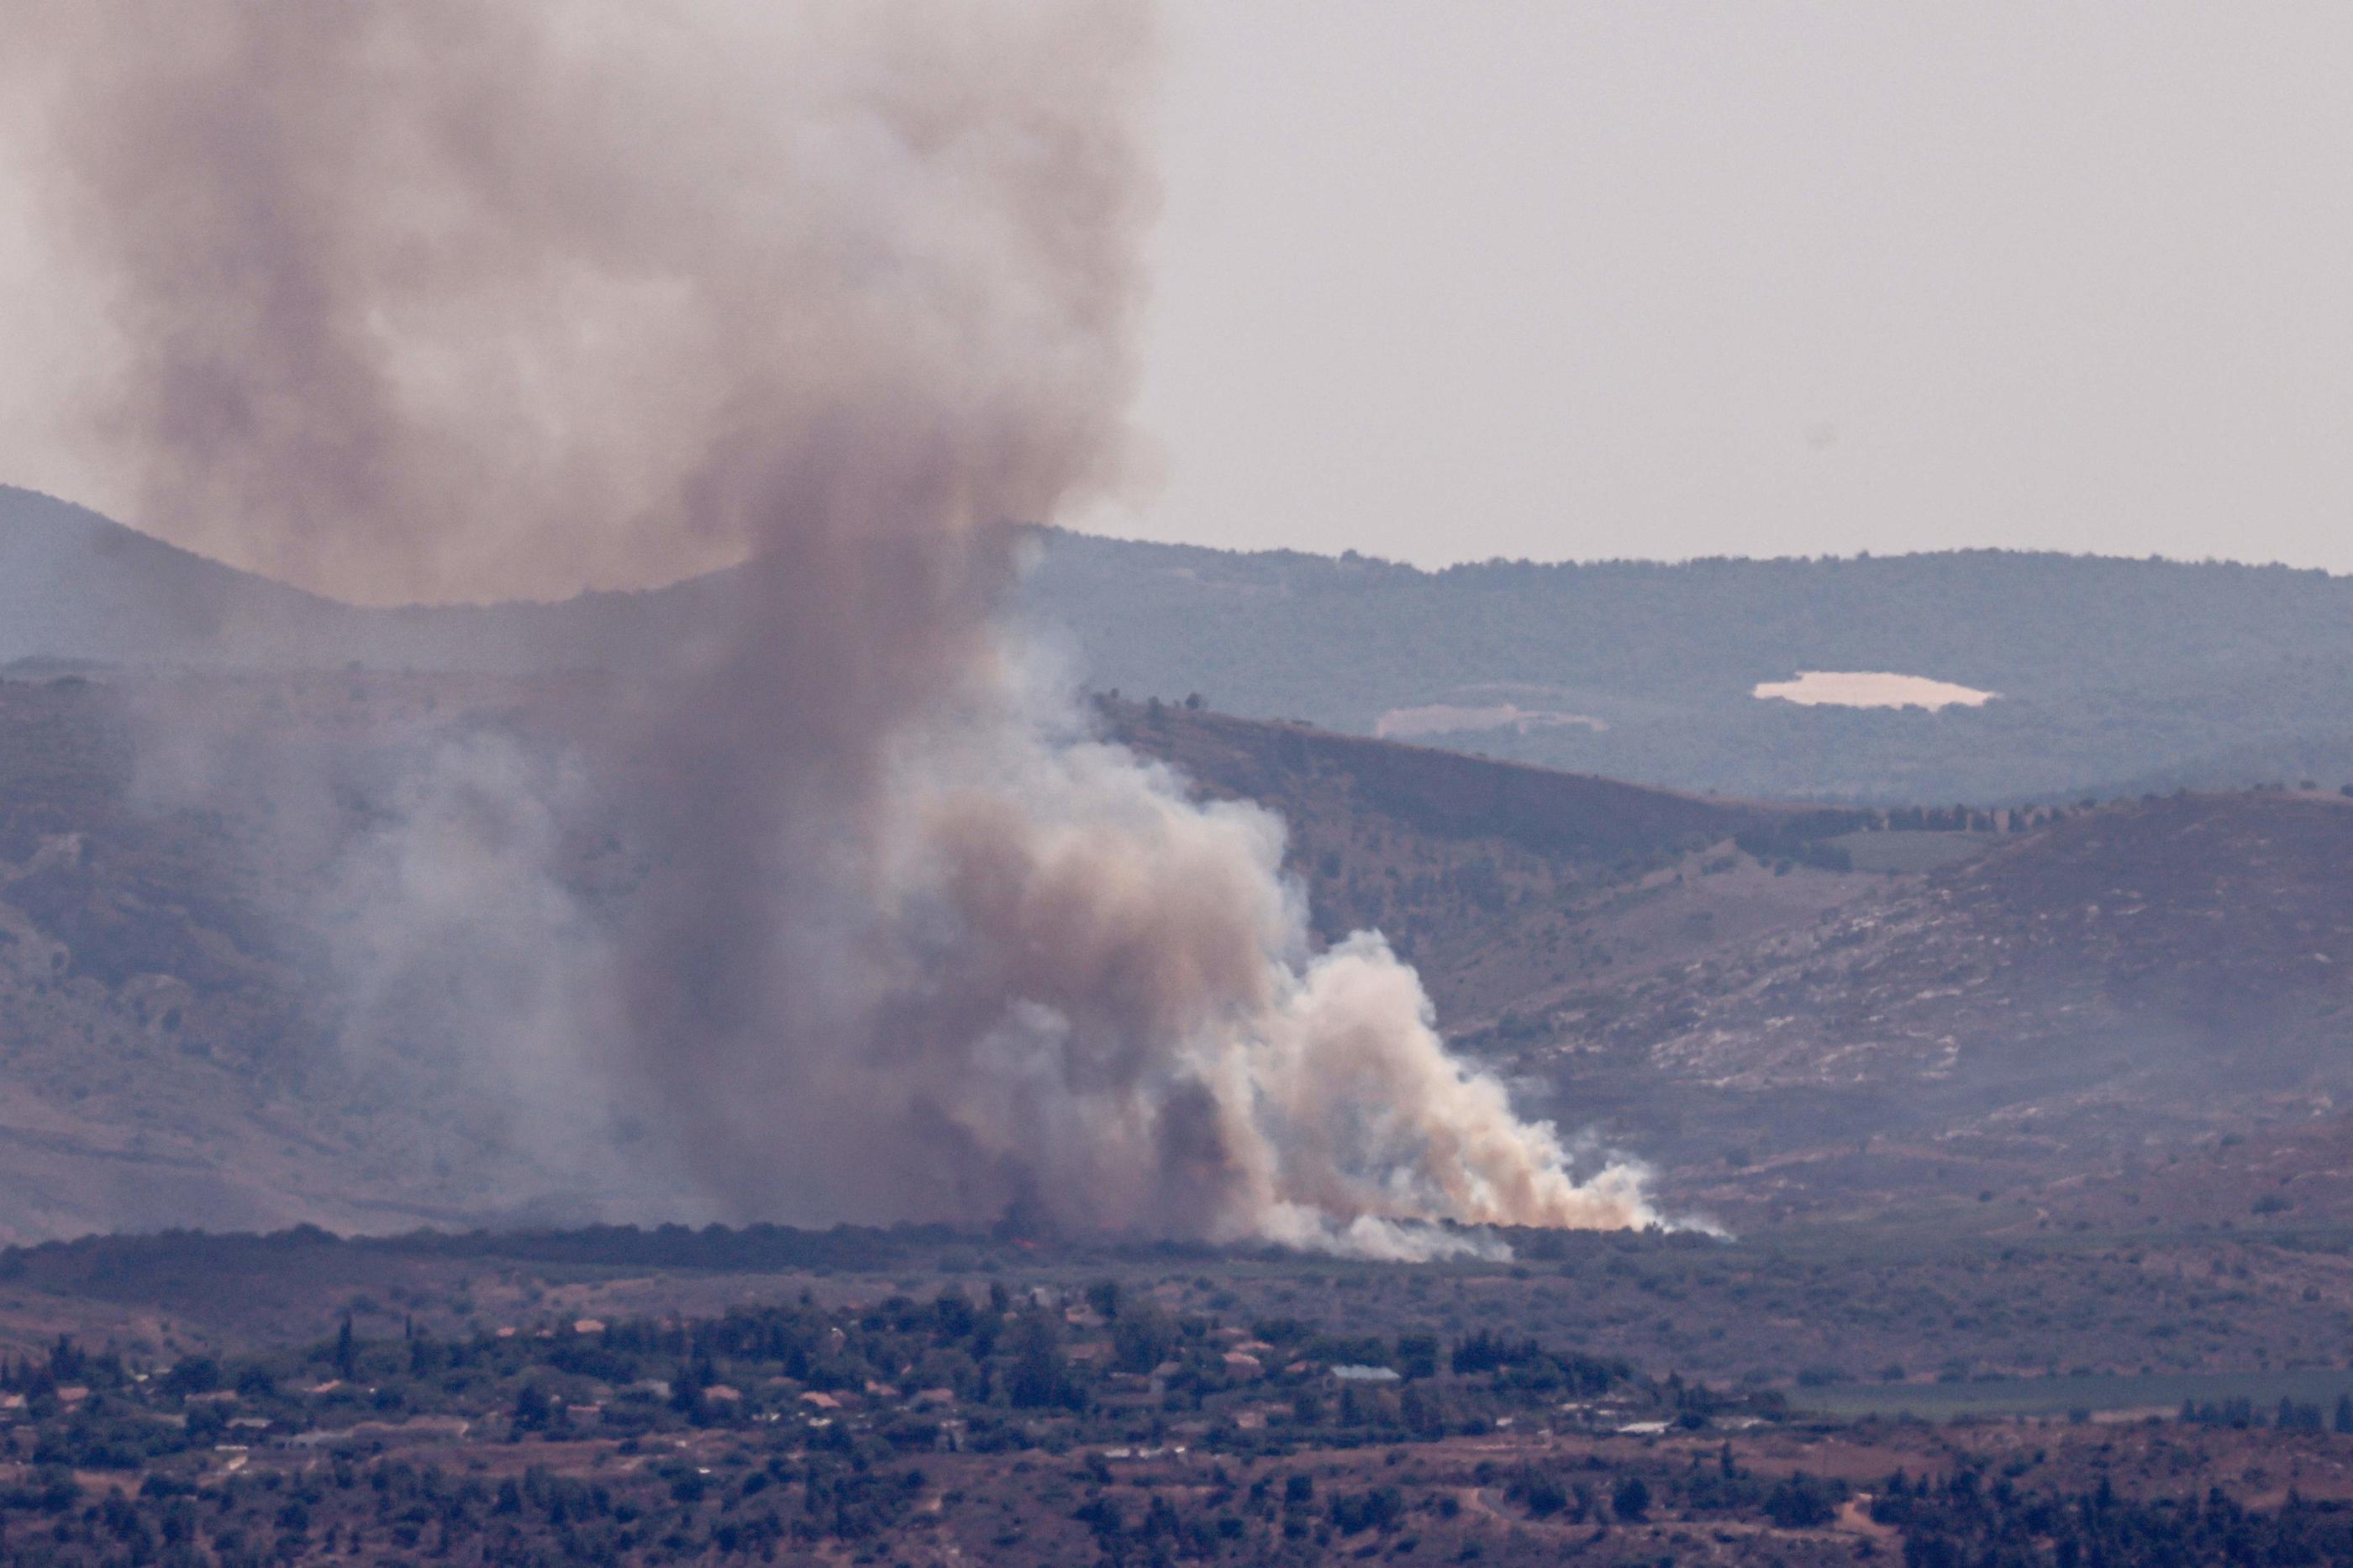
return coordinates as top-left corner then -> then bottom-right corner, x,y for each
1480,788 -> 2353,1227
0,676 -> 351,1239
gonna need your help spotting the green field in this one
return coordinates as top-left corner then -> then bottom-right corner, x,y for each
1798,1367 -> 2353,1421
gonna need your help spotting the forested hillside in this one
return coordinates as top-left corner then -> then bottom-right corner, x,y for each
1024,531 -> 2353,802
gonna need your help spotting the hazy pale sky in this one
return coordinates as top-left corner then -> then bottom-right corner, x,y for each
1085,2 -> 2353,570
5,4 -> 2350,572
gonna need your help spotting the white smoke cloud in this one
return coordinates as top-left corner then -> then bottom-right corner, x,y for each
687,668 -> 1664,1250
314,731 -> 642,1208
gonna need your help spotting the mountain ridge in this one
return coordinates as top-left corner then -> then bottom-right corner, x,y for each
16,481 -> 2353,802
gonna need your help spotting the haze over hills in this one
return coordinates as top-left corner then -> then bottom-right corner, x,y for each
1,656 -> 2346,1244
15,482 -> 2353,803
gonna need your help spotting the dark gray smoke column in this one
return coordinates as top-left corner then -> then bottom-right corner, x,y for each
2,0 -> 1653,1250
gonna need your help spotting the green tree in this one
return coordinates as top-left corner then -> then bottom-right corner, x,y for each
1005,1310 -> 1069,1409
1111,1304 -> 1176,1374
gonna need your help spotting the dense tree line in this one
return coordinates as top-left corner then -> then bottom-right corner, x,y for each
1874,1468 -> 2353,1567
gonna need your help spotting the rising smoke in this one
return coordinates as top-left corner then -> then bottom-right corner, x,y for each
1,1 -> 1654,1250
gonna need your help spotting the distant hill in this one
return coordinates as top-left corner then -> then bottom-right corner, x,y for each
0,486 -> 335,666
15,480 -> 2353,800
1025,532 -> 2353,803
0,484 -> 713,675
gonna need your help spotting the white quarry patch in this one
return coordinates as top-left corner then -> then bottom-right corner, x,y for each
1752,671 -> 1998,710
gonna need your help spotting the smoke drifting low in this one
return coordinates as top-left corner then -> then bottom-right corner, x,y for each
3,2 -> 1654,1250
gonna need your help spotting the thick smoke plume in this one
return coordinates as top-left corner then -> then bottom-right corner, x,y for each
2,1 -> 1654,1250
